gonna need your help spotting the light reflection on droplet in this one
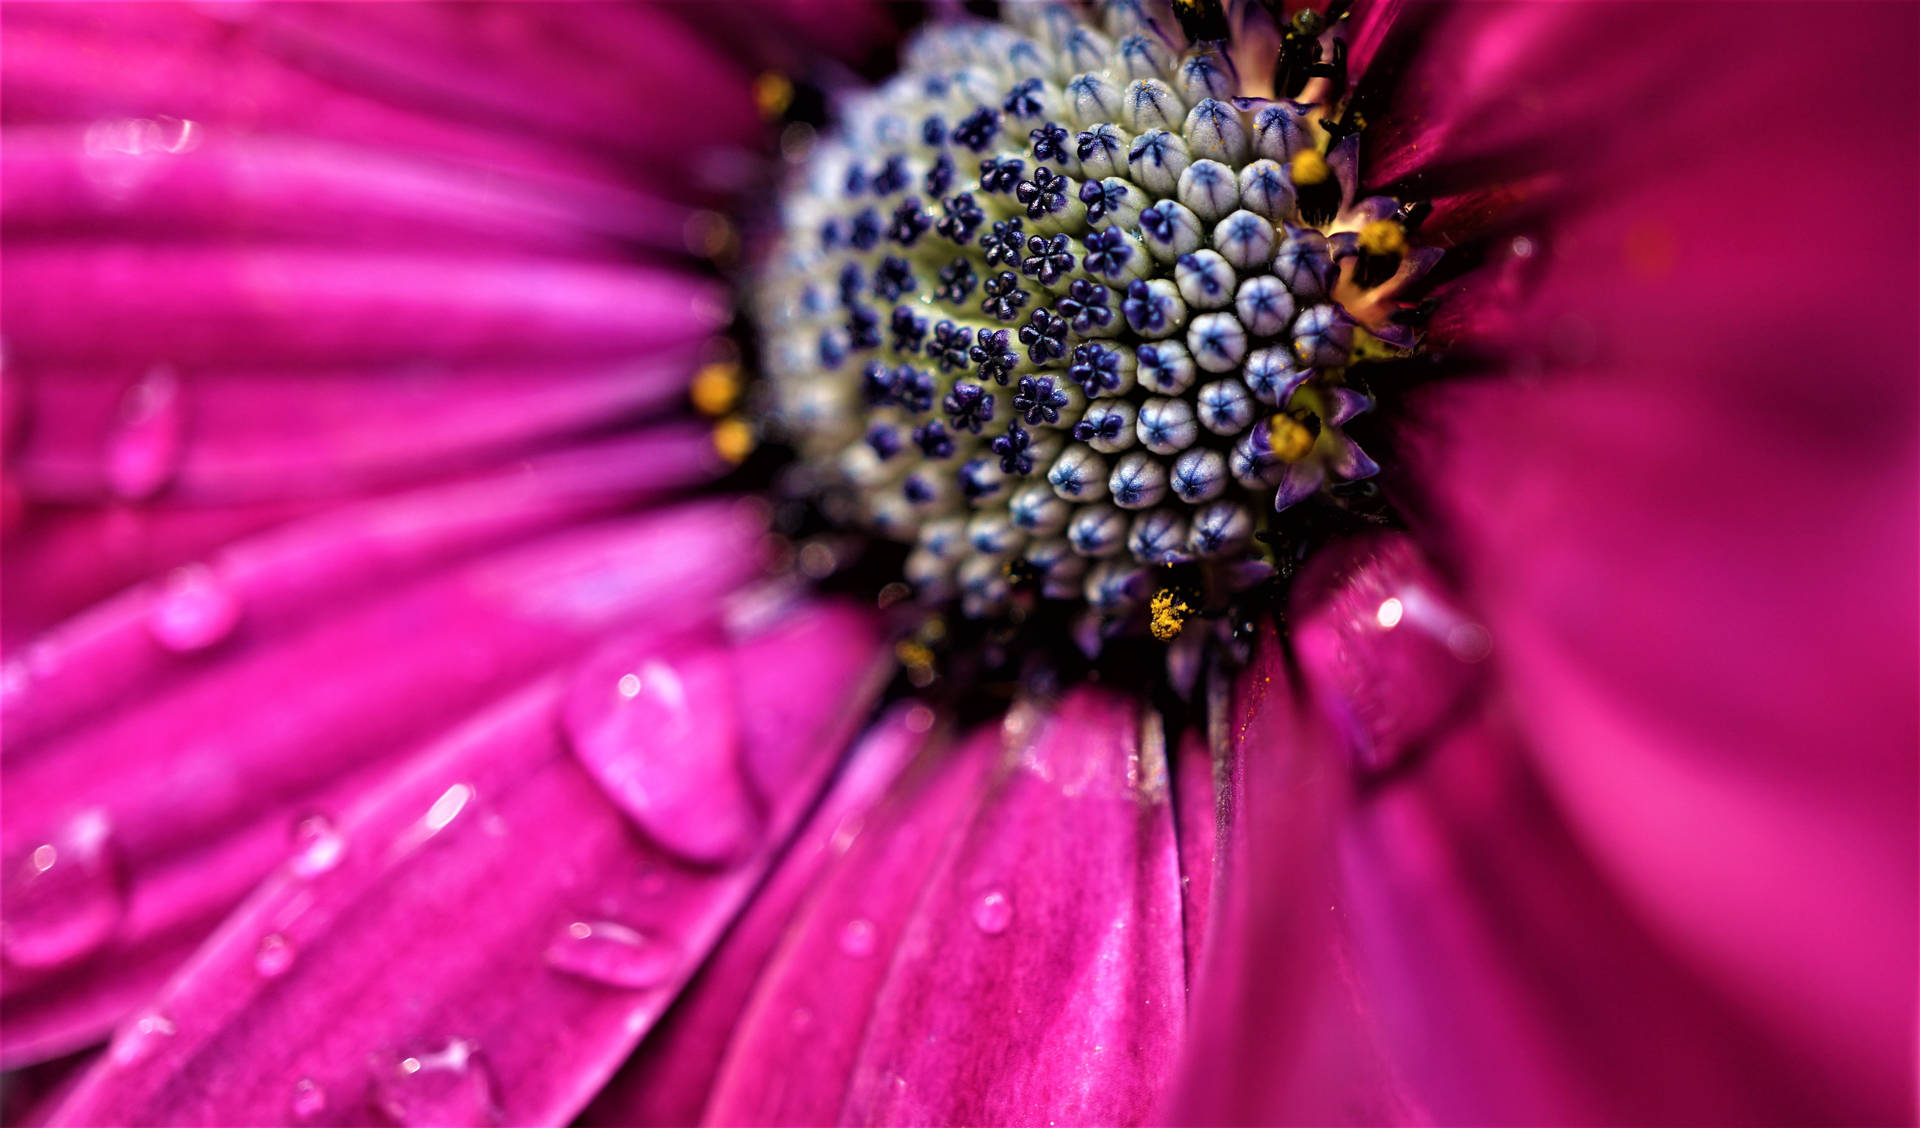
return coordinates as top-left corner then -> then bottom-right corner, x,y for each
105,366 -> 184,500
904,705 -> 935,734
2,809 -> 126,971
108,1012 -> 176,1067
423,784 -> 473,833
290,815 -> 345,878
544,920 -> 677,989
290,1077 -> 327,1121
148,564 -> 242,652
373,1038 -> 497,1128
255,932 -> 293,978
836,917 -> 877,958
616,673 -> 642,698
1375,597 -> 1403,629
972,889 -> 1013,936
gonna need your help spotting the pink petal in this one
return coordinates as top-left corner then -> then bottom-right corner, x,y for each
1,125 -> 697,259
838,689 -> 1186,1125
701,720 -> 1003,1126
3,429 -> 725,753
2,503 -> 768,1065
580,703 -> 932,1127
12,359 -> 701,504
41,601 -> 887,1125
1,246 -> 726,368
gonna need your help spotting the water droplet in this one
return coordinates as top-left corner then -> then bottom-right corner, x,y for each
255,932 -> 293,978
373,1038 -> 498,1128
108,1012 -> 176,1067
1,810 -> 125,970
147,564 -> 241,652
290,815 -> 345,878
544,920 -> 677,989
972,889 -> 1013,935
904,705 -> 935,733
836,917 -> 877,958
291,1078 -> 327,1121
105,366 -> 184,500
561,644 -> 762,866
1292,534 -> 1489,774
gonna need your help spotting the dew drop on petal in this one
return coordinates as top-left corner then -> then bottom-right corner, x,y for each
105,365 -> 184,500
543,920 -> 678,990
373,1038 -> 498,1128
561,644 -> 762,866
1,809 -> 125,970
255,932 -> 293,978
147,564 -> 241,651
291,1078 -> 327,1121
108,1012 -> 176,1067
1293,534 -> 1489,774
836,917 -> 877,958
289,814 -> 346,878
972,889 -> 1013,935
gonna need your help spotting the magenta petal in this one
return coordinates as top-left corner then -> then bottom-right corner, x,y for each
4,430 -> 725,753
41,602 -> 887,1126
13,359 -> 703,504
701,720 -> 1001,1126
838,689 -> 1187,1125
2,247 -> 725,368
581,704 -> 931,1127
1,504 -> 767,1065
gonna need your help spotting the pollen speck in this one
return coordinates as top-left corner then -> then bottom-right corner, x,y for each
753,72 -> 794,119
1268,414 -> 1316,463
711,418 -> 755,464
1289,148 -> 1330,187
690,362 -> 742,417
1149,589 -> 1192,641
1357,220 -> 1407,257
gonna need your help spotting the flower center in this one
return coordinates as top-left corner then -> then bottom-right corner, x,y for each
748,0 -> 1433,655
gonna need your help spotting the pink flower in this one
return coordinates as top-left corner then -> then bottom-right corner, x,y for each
2,3 -> 1913,1126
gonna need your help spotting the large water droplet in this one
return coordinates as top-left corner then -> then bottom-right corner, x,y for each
147,563 -> 241,652
560,643 -> 762,866
255,932 -> 293,978
836,917 -> 877,958
972,889 -> 1013,936
291,1078 -> 327,1121
1292,533 -> 1490,775
289,814 -> 345,878
105,365 -> 184,500
543,920 -> 677,989
1,810 -> 126,970
373,1038 -> 499,1128
108,1012 -> 176,1067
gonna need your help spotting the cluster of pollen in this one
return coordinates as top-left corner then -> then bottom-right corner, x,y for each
754,0 -> 1438,643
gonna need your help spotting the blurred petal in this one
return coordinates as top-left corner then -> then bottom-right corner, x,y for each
581,703 -> 931,1127
2,247 -> 725,368
42,601 -> 887,1126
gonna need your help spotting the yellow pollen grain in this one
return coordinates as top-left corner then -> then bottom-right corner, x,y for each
1290,148 -> 1330,187
711,417 -> 755,464
1268,414 -> 1316,463
689,362 -> 742,417
1357,219 -> 1407,257
1148,589 -> 1192,642
754,72 -> 794,119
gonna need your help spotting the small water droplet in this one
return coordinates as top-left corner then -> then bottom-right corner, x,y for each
291,1077 -> 327,1121
290,815 -> 345,878
836,917 -> 877,958
904,705 -> 935,733
108,1012 -> 176,1067
147,564 -> 241,651
105,366 -> 184,500
972,889 -> 1013,935
561,644 -> 761,866
255,932 -> 293,978
543,920 -> 677,989
373,1038 -> 498,1127
1,810 -> 126,970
